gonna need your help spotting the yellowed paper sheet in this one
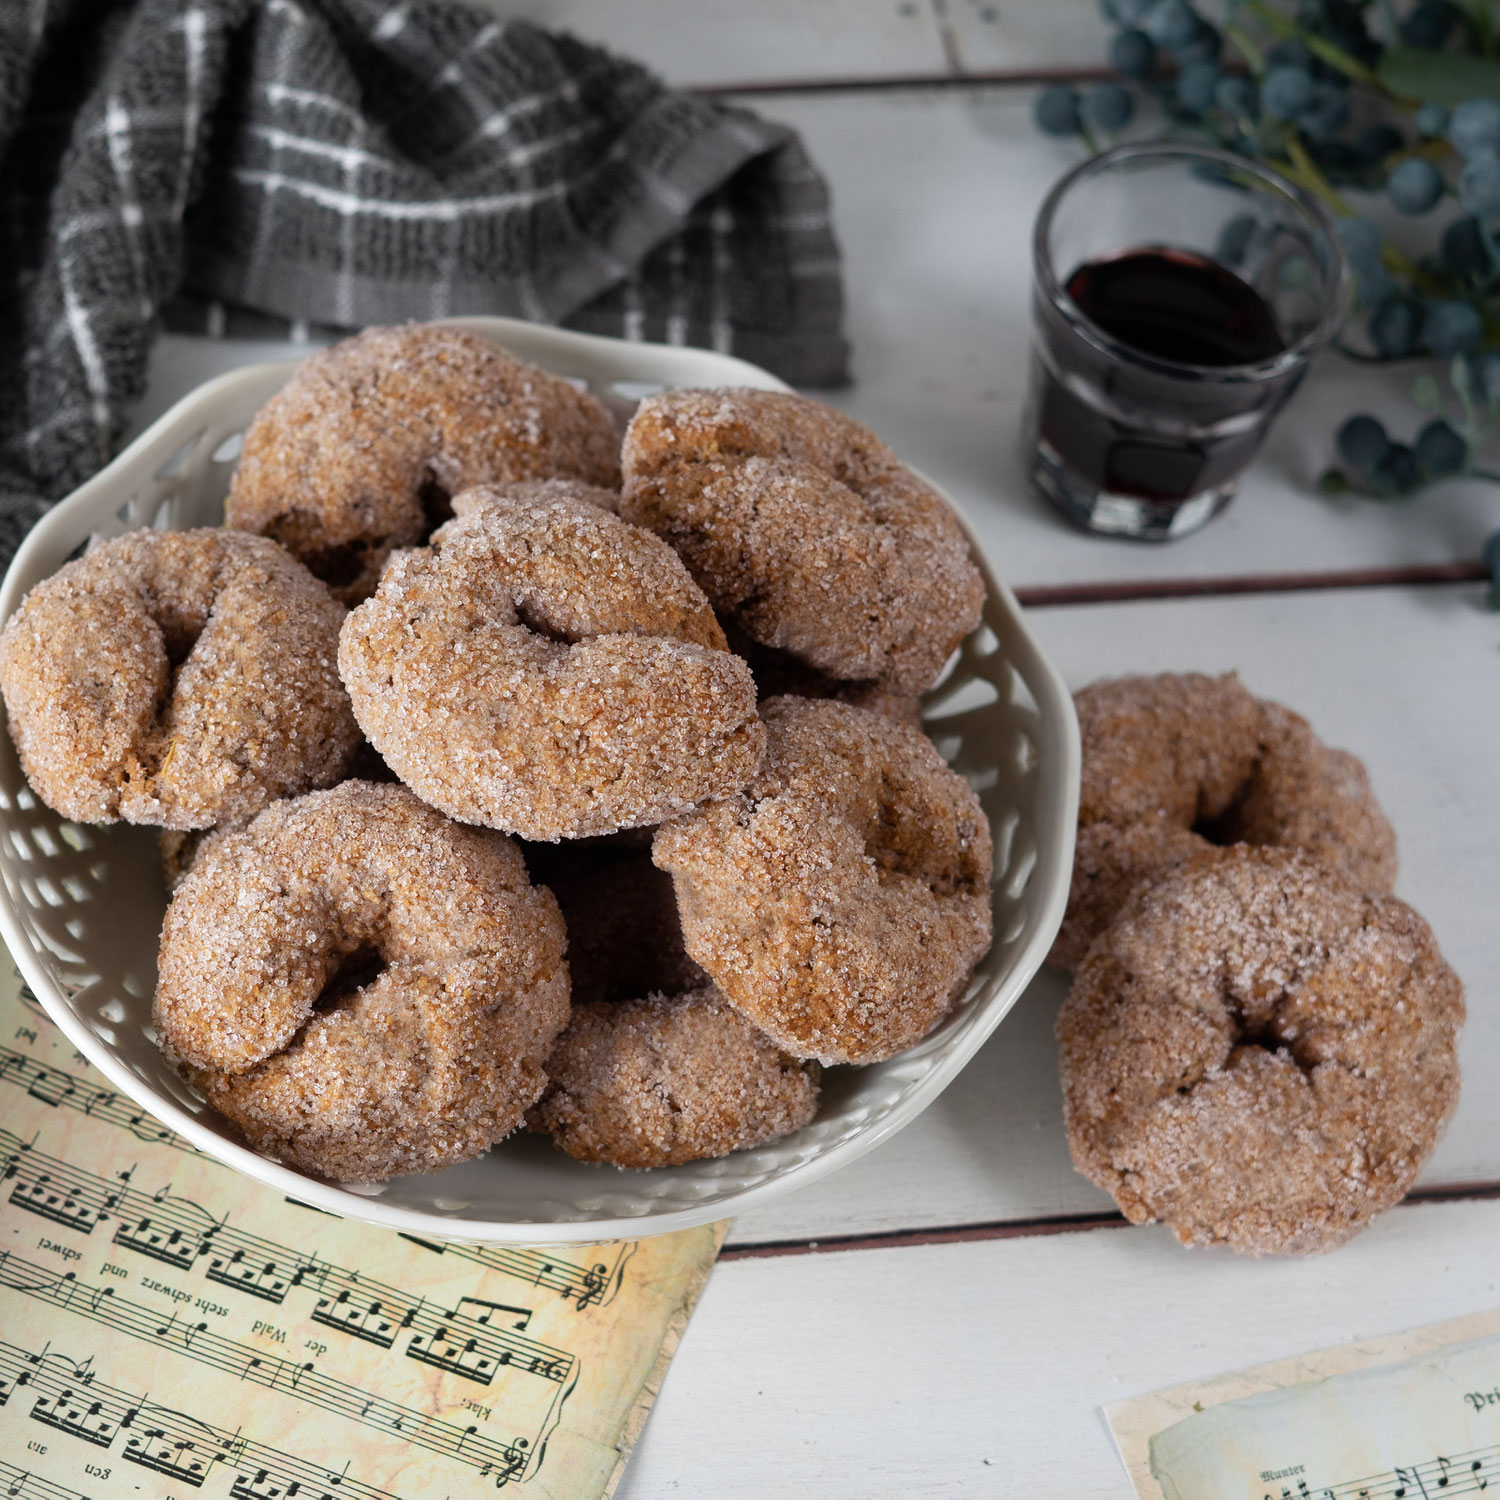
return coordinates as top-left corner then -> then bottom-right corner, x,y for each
0,963 -> 726,1499
1107,1308 -> 1500,1500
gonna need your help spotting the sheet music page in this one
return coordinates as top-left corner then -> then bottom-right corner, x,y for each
1107,1309 -> 1500,1500
0,962 -> 727,1500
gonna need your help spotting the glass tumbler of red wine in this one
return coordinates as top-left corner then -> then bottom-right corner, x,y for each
1024,142 -> 1349,541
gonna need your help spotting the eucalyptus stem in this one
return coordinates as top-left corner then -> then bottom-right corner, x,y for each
1225,20 -> 1265,70
1340,467 -> 1500,500
1278,134 -> 1355,217
1242,0 -> 1389,88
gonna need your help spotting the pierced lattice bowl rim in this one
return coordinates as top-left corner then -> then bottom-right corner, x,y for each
0,317 -> 1079,1244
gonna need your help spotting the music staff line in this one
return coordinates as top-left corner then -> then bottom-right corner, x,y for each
0,1458 -> 93,1500
0,1251 -> 536,1483
1266,1443 -> 1494,1499
0,1045 -> 199,1156
1,1043 -> 630,1309
0,1129 -> 576,1393
0,1339 -> 414,1498
397,1233 -> 634,1312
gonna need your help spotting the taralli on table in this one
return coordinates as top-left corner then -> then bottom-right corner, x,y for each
154,782 -> 569,1180
227,325 -> 621,604
1056,845 -> 1464,1256
338,487 -> 766,840
0,528 -> 357,830
621,388 -> 984,694
653,695 -> 993,1065
528,985 -> 820,1168
1051,671 -> 1397,970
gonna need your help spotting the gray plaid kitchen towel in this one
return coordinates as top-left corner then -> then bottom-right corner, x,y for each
0,0 -> 848,565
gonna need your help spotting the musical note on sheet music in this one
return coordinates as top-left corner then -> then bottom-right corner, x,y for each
0,961 -> 726,1497
0,1248 -> 542,1475
0,1044 -> 632,1309
0,1130 -> 577,1390
393,1233 -> 633,1311
1249,1449 -> 1498,1498
0,1337 -> 411,1498
0,1457 -> 98,1500
1,1042 -> 198,1154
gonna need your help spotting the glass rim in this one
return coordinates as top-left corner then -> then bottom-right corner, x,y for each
1032,141 -> 1351,384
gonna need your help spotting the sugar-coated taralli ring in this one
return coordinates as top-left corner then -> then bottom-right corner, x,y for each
227,325 -> 621,604
1051,672 -> 1397,970
528,986 -> 820,1168
338,489 -> 766,840
653,696 -> 993,1065
0,529 -> 357,830
620,388 -> 984,694
155,780 -> 566,1071
155,782 -> 569,1181
1057,847 -> 1464,1256
158,737 -> 408,893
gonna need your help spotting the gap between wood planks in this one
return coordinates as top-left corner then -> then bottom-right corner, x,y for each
1012,562 -> 1487,609
694,66 -> 1118,96
720,1182 -> 1500,1263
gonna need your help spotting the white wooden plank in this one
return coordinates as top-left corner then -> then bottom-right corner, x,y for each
942,0 -> 1109,74
480,0 -> 1111,84
728,582 -> 1499,1244
471,0 -> 950,88
619,1198 -> 1500,1498
751,89 -> 1497,585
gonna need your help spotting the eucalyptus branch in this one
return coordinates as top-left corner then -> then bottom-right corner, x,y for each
1037,0 -> 1500,510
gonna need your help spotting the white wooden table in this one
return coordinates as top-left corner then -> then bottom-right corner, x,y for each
127,6 -> 1500,1493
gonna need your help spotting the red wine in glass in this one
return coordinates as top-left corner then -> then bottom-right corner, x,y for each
1026,145 -> 1347,541
1035,246 -> 1289,516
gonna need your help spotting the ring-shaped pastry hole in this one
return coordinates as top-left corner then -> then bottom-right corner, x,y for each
132,601 -> 217,780
515,597 -> 583,647
417,469 -> 454,533
295,539 -> 371,592
1225,998 -> 1321,1079
315,943 -> 386,1013
1191,795 -> 1250,847
864,782 -> 933,889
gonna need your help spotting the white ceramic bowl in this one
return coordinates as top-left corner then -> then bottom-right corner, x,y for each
0,318 -> 1079,1244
